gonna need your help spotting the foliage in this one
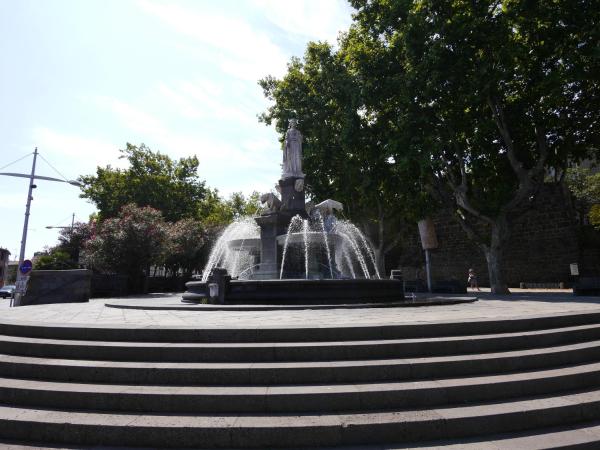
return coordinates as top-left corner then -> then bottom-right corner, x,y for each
566,167 -> 600,228
83,204 -> 168,291
79,143 -> 208,222
82,204 -> 210,289
32,222 -> 93,270
590,205 -> 600,229
34,250 -> 78,270
351,0 -> 599,206
163,218 -> 206,276
202,190 -> 261,228
56,222 -> 93,263
566,167 -> 600,204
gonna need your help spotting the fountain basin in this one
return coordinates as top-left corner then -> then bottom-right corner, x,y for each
182,278 -> 404,304
226,238 -> 261,251
275,232 -> 342,246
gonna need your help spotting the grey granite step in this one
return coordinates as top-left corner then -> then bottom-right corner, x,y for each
1,339 -> 599,385
1,322 -> 600,362
2,310 -> 600,342
2,420 -> 600,449
1,388 -> 600,448
1,361 -> 599,413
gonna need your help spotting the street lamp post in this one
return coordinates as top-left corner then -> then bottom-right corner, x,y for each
46,213 -> 76,232
0,148 -> 81,306
18,148 -> 38,273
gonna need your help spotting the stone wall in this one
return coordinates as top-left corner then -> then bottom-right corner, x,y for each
398,184 -> 590,287
90,273 -> 128,298
20,269 -> 91,306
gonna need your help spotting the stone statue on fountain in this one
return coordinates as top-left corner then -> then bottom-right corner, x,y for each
282,119 -> 304,180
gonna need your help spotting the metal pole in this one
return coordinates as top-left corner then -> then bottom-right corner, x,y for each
71,213 -> 75,231
13,148 -> 38,306
18,148 -> 37,265
425,248 -> 433,293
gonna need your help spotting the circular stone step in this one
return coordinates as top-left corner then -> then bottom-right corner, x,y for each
105,296 -> 478,311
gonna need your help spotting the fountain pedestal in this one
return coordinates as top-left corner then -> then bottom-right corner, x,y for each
278,176 -> 307,213
253,176 -> 307,279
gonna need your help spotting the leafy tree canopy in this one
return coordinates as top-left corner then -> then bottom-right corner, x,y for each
32,222 -> 93,271
83,204 -> 168,281
162,218 -> 206,276
566,166 -> 600,229
56,222 -> 93,263
201,190 -> 261,228
350,0 -> 599,212
34,250 -> 78,271
79,143 -> 208,222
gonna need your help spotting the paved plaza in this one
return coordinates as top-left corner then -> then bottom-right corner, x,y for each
1,290 -> 599,329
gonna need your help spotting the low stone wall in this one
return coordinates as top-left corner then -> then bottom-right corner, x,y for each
147,276 -> 187,293
20,269 -> 91,306
91,273 -> 128,298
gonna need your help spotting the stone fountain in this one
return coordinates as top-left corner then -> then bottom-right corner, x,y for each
182,120 -> 404,304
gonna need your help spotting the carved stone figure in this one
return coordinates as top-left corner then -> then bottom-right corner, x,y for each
282,119 -> 304,179
305,200 -> 315,216
315,199 -> 343,232
260,192 -> 282,213
315,199 -> 343,217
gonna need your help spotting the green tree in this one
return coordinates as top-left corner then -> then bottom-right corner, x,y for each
32,222 -> 93,270
566,167 -> 600,229
202,190 -> 261,227
79,143 -> 208,222
163,218 -> 206,277
55,222 -> 93,264
34,250 -> 78,270
348,0 -> 600,292
260,42 -> 431,272
84,204 -> 168,293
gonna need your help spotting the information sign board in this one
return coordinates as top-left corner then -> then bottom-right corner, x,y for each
15,276 -> 30,295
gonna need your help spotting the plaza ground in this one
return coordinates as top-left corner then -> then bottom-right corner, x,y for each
1,289 -> 598,329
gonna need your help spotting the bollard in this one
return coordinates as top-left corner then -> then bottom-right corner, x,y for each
207,268 -> 231,304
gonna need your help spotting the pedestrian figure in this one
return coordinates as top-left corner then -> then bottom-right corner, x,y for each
468,268 -> 480,291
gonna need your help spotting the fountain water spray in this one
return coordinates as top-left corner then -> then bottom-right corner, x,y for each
344,221 -> 381,279
302,219 -> 309,278
202,217 -> 259,281
279,215 -> 303,279
315,211 -> 334,278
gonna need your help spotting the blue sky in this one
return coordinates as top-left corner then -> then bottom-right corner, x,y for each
0,0 -> 353,259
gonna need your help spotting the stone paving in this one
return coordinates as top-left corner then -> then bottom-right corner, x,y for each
1,290 -> 599,329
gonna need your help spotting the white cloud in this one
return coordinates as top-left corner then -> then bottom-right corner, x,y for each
0,191 -> 27,209
252,0 -> 353,44
31,127 -> 123,171
93,95 -> 281,194
95,96 -> 167,140
158,83 -> 204,120
158,79 -> 260,126
136,0 -> 290,80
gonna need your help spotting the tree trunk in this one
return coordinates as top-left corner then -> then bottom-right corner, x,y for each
483,220 -> 510,294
